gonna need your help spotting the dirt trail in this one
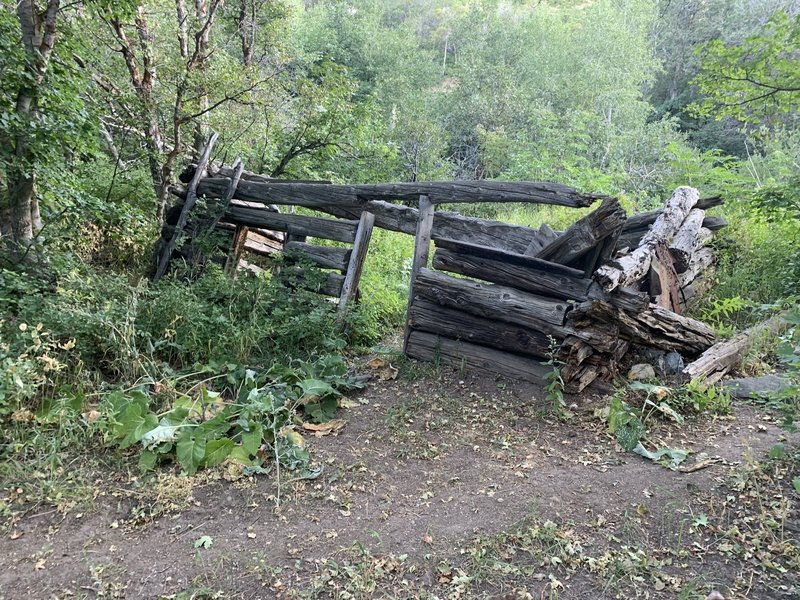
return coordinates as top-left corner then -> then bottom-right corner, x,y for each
1,366 -> 798,599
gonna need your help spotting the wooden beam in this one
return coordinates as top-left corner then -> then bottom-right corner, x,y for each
414,268 -> 569,333
408,299 -> 553,359
225,205 -> 358,243
197,177 -> 603,209
154,132 -> 218,281
284,241 -> 351,272
337,211 -> 375,320
405,330 -> 551,385
404,195 -> 435,351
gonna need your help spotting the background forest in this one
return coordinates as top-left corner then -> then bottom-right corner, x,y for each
1,0 -> 799,477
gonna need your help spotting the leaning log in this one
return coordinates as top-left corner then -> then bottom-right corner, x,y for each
536,197 -> 626,266
594,186 -> 699,292
283,241 -> 351,272
683,315 -> 789,384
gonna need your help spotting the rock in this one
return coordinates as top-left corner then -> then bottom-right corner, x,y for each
723,374 -> 792,400
663,351 -> 685,375
628,363 -> 656,381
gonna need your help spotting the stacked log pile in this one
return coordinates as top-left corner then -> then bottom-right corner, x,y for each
405,186 -> 725,392
173,161 -> 727,391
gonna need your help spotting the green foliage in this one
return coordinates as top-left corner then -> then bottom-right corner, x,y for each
692,11 -> 800,126
542,336 -> 567,416
100,356 -> 362,475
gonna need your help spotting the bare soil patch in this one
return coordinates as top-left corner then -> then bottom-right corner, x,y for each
1,357 -> 798,599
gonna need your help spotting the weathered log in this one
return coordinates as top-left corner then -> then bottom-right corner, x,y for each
408,299 -> 553,359
225,225 -> 249,276
594,186 -> 699,292
621,195 -> 723,232
338,211 -> 375,320
618,215 -> 726,251
225,205 -> 358,243
405,330 -> 551,385
414,268 -> 569,333
649,241 -> 681,313
536,197 -> 626,266
678,276 -> 714,311
523,223 -> 559,256
568,300 -> 717,355
432,246 -> 593,301
197,177 -> 602,209
683,315 -> 789,384
669,209 -> 706,273
281,268 -> 345,297
284,241 -> 351,272
678,246 -> 716,288
154,132 -> 218,281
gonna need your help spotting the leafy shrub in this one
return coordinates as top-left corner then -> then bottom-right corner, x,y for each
99,355 -> 363,475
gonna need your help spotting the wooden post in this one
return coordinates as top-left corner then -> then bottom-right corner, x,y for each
336,211 -> 375,322
403,195 -> 435,352
224,225 -> 249,277
153,132 -> 218,281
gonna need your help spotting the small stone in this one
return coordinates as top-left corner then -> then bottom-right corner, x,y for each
628,363 -> 656,381
723,375 -> 790,400
663,352 -> 685,375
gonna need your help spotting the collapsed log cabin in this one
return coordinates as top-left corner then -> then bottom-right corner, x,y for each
161,145 -> 726,393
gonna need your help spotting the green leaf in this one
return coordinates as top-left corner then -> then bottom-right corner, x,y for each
299,378 -> 337,399
140,418 -> 181,450
792,477 -> 800,495
118,403 -> 158,449
177,431 -> 207,475
194,535 -> 213,549
241,423 -> 263,455
203,438 -> 234,467
138,450 -> 158,473
768,443 -> 786,459
229,444 -> 255,465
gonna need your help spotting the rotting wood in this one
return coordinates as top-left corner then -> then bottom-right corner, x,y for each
284,241 -> 351,272
649,241 -> 681,313
669,208 -> 706,273
595,186 -> 699,292
683,315 -> 789,385
432,246 -> 592,301
405,330 -> 551,385
404,195 -> 435,352
225,224 -> 249,276
154,132 -> 218,281
536,197 -> 626,265
414,268 -> 569,333
337,211 -> 375,321
226,205 -> 358,243
678,246 -> 715,288
408,298 -> 553,359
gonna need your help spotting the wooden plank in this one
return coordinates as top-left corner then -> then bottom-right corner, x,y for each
432,247 -> 592,301
337,211 -> 375,320
414,268 -> 569,334
405,330 -> 551,385
536,198 -> 626,265
225,225 -> 249,277
154,132 -> 218,281
225,205 -> 358,243
198,177 -> 603,208
684,315 -> 788,384
284,241 -> 351,272
434,238 -> 586,277
408,299 -> 552,358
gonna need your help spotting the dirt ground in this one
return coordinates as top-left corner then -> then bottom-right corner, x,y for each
1,357 -> 798,600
